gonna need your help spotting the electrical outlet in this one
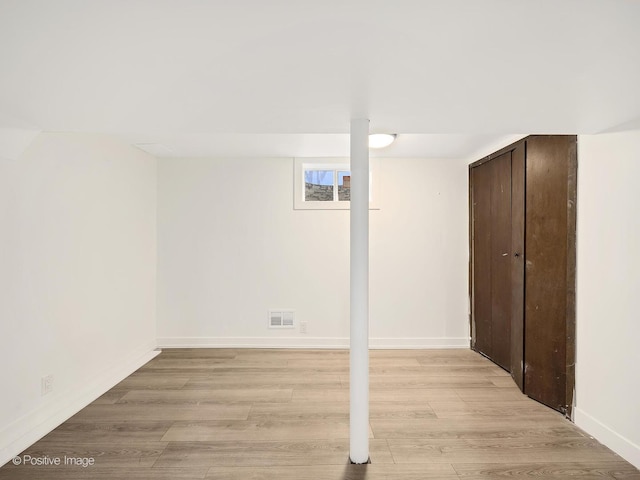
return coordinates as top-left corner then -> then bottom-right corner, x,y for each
41,375 -> 53,396
300,320 -> 308,334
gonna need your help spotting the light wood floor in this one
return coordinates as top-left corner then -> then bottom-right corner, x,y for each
2,349 -> 638,479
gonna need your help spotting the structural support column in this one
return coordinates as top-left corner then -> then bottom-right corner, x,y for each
349,118 -> 370,464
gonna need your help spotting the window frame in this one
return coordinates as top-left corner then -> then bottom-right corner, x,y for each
293,157 -> 380,210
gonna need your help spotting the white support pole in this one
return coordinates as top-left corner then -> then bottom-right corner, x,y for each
349,118 -> 370,464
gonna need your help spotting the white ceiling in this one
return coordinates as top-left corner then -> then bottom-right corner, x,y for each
1,0 -> 639,158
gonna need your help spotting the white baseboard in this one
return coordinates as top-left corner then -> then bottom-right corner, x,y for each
157,336 -> 470,349
574,407 -> 640,469
0,341 -> 160,468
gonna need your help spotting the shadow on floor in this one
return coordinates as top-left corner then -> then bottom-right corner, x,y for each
342,461 -> 368,480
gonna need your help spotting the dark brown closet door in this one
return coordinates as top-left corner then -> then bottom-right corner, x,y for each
524,136 -> 575,413
471,152 -> 512,370
470,135 -> 575,415
471,162 -> 493,358
510,144 -> 526,390
488,152 -> 512,370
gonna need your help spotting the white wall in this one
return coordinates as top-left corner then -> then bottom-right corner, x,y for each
576,131 -> 640,469
0,133 -> 158,465
157,157 -> 469,348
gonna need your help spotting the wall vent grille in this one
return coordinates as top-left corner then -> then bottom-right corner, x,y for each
269,310 -> 295,328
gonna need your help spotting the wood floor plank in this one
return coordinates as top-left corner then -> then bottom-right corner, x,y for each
14,441 -> 168,467
387,437 -> 622,464
211,366 -> 350,374
153,439 -> 394,467
345,374 -> 495,389
487,375 -> 519,388
453,461 -> 639,479
369,402 -> 437,420
248,401 -> 349,420
67,403 -> 252,423
160,418 -> 373,441
183,374 -> 342,390
0,467 -> 208,480
281,356 -> 419,369
140,358 -> 241,369
428,400 -> 561,419
35,421 -> 172,443
205,463 -> 459,479
117,388 -> 293,404
159,348 -> 238,359
612,467 -> 640,479
416,350 -> 495,366
368,388 -> 460,402
292,388 -> 460,402
233,349 -> 347,360
247,401 -> 437,421
371,417 -> 585,440
454,387 -> 530,402
369,365 -> 508,376
111,375 -> 190,390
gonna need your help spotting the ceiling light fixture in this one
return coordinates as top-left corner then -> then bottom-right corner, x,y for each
368,133 -> 396,149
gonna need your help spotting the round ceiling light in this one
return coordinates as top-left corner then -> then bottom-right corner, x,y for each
368,133 -> 396,149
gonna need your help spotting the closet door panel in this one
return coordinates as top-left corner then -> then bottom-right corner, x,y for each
489,152 -> 512,370
524,136 -> 571,411
510,144 -> 526,389
471,163 -> 493,358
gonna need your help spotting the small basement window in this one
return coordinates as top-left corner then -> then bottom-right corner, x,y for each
294,158 -> 379,210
